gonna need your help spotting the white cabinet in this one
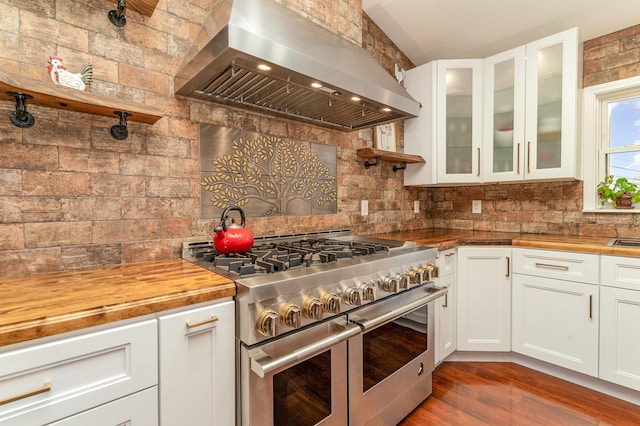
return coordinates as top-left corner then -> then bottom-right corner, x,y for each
600,256 -> 640,391
404,59 -> 483,185
457,246 -> 511,351
0,320 -> 158,425
512,248 -> 599,376
159,299 -> 235,426
483,28 -> 579,182
405,28 -> 578,186
435,249 -> 457,363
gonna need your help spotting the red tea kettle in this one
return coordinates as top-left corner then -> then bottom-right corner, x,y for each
213,206 -> 254,254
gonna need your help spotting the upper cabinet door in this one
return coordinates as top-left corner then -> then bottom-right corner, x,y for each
436,60 -> 484,183
524,28 -> 578,180
483,46 -> 526,182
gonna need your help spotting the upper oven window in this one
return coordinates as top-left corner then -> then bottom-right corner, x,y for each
273,350 -> 332,425
362,305 -> 428,392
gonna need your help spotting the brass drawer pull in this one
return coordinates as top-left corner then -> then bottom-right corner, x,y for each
506,256 -> 510,277
535,262 -> 569,271
186,315 -> 219,328
589,295 -> 593,319
0,381 -> 51,406
442,294 -> 448,308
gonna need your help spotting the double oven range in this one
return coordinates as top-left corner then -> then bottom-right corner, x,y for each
183,230 -> 446,425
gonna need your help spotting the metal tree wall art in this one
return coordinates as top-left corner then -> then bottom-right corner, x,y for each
200,125 -> 337,217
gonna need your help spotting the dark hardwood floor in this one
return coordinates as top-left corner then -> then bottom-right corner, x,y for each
399,362 -> 640,425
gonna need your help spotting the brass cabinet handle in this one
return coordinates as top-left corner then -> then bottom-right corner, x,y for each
527,141 -> 531,174
517,143 -> 521,174
186,315 -> 219,328
442,294 -> 448,308
444,252 -> 455,257
589,295 -> 593,319
506,256 -> 510,277
0,381 -> 51,406
477,147 -> 481,176
534,262 -> 569,271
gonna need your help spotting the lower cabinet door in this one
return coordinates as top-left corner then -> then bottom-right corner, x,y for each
159,299 -> 235,426
600,286 -> 640,391
48,387 -> 158,426
435,274 -> 456,363
512,274 -> 598,376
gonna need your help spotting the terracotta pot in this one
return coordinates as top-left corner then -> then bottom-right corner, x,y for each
615,193 -> 634,209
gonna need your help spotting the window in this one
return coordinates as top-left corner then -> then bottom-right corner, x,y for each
582,75 -> 640,211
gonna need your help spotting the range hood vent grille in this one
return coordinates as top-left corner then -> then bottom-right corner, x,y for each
174,0 -> 421,132
191,63 -> 399,130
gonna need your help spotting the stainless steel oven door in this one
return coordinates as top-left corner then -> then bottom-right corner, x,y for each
347,285 -> 446,426
240,316 -> 360,426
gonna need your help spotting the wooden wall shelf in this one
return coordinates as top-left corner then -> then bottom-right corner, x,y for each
357,148 -> 425,172
0,70 -> 162,125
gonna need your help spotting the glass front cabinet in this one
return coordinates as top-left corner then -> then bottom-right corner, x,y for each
484,28 -> 578,182
405,28 -> 578,186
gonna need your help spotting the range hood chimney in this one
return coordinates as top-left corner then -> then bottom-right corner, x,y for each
174,0 -> 421,131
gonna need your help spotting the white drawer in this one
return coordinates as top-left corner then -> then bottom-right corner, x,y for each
436,249 -> 456,277
601,255 -> 640,291
513,248 -> 599,284
0,319 -> 157,425
48,387 -> 158,426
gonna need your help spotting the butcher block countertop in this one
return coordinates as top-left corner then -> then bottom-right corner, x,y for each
2,229 -> 639,349
372,229 -> 640,257
0,259 -> 234,348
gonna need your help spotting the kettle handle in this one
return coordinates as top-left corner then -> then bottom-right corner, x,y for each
219,206 -> 246,231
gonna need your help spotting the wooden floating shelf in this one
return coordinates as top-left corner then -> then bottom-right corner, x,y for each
0,70 -> 162,125
357,148 -> 425,164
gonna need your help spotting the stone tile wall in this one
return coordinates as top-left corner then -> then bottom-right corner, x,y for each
0,0 -> 427,278
583,24 -> 640,87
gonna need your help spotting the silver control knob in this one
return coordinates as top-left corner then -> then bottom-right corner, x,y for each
257,310 -> 279,337
395,273 -> 410,290
360,282 -> 376,302
281,304 -> 302,329
423,264 -> 436,281
343,287 -> 362,306
379,276 -> 399,293
408,268 -> 423,285
322,292 -> 341,314
304,297 -> 324,320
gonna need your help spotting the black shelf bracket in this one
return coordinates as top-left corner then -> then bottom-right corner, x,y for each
110,110 -> 132,140
7,91 -> 35,128
393,162 -> 408,173
364,156 -> 380,169
108,0 -> 127,27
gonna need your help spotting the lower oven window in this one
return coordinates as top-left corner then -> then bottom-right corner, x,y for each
273,349 -> 332,426
362,305 -> 428,392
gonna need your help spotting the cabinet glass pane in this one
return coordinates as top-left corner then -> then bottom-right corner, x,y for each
445,68 -> 473,174
537,43 -> 563,169
493,59 -> 515,173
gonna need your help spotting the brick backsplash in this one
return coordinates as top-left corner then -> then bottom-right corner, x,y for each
0,1 -> 637,279
427,181 -> 639,239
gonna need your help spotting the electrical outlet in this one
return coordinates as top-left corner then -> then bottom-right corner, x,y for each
361,200 -> 368,216
472,200 -> 482,214
414,200 -> 420,214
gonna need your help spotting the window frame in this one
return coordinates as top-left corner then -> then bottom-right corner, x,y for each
582,74 -> 640,212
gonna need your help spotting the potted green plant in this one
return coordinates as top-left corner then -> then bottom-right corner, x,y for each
597,175 -> 640,208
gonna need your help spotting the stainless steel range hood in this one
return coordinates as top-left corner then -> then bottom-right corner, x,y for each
174,0 -> 421,131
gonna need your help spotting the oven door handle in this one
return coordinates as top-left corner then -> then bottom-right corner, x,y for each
249,322 -> 361,378
352,287 -> 447,331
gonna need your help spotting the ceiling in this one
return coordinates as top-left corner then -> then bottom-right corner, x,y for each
362,0 -> 640,66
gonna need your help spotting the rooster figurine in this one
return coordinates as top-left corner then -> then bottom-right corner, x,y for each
47,56 -> 93,91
